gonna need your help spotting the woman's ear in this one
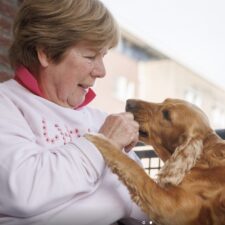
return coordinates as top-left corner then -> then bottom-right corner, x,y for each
37,48 -> 49,67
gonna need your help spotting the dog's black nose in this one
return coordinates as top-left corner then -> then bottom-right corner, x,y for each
125,99 -> 138,112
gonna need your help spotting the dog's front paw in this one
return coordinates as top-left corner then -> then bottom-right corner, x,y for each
84,133 -> 113,153
84,133 -> 108,146
84,133 -> 122,161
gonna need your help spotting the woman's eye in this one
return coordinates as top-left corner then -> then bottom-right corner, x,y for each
84,56 -> 96,60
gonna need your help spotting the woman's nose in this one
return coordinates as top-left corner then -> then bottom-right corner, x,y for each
91,58 -> 106,78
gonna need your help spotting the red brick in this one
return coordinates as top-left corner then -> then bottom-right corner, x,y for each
0,71 -> 11,82
0,0 -> 21,77
0,1 -> 17,18
0,15 -> 12,32
0,54 -> 9,67
0,35 -> 11,48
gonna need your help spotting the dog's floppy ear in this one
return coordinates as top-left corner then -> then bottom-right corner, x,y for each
157,136 -> 203,187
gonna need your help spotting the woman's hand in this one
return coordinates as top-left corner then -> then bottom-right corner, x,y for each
98,112 -> 139,152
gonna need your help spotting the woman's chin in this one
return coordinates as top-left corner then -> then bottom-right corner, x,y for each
67,95 -> 85,108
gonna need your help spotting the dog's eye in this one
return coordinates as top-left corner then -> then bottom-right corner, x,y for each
162,109 -> 171,121
139,130 -> 149,138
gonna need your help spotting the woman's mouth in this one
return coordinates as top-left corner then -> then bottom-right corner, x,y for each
78,84 -> 90,93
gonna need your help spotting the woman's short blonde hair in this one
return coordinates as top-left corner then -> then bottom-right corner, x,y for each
9,0 -> 120,72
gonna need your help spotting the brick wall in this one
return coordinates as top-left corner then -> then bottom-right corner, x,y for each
0,0 -> 22,82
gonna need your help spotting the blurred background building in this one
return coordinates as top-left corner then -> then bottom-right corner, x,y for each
90,28 -> 225,130
1,0 -> 225,178
88,28 -> 225,178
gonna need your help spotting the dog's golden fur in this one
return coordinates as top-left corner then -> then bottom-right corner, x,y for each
85,98 -> 225,225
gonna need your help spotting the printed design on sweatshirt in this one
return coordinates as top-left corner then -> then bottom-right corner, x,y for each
41,119 -> 91,145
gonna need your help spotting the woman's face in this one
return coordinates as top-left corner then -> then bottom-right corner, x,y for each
37,42 -> 107,108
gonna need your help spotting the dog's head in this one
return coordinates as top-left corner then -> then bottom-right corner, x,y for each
126,98 -> 212,162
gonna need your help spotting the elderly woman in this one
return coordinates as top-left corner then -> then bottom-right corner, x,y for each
0,0 -> 147,225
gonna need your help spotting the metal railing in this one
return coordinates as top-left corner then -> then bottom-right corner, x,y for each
134,144 -> 163,179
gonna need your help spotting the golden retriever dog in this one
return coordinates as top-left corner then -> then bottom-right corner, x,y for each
85,98 -> 225,225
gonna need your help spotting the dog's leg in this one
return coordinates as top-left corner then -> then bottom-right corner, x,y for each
85,133 -> 150,213
85,134 -> 203,225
